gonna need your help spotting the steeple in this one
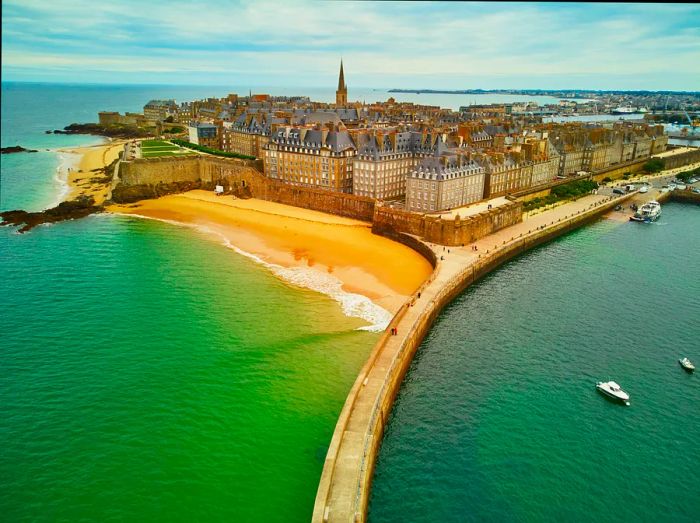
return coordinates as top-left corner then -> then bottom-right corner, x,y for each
338,60 -> 346,91
336,59 -> 347,107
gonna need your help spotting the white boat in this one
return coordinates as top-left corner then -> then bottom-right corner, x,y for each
596,381 -> 630,405
630,200 -> 661,223
679,358 -> 695,373
612,106 -> 639,115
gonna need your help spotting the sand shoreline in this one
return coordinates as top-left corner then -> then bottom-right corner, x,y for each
58,143 -> 432,327
108,191 -> 433,322
58,140 -> 126,204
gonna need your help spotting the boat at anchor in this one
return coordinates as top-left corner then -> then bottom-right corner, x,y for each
596,381 -> 630,405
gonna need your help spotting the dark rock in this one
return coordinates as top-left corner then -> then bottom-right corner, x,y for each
58,122 -> 151,139
0,196 -> 102,233
110,180 -> 211,204
1,145 -> 38,154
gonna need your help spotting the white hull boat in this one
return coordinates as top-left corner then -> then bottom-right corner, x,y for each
596,381 -> 630,405
630,200 -> 661,223
679,358 -> 695,373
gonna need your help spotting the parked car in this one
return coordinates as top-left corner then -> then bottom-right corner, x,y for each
612,187 -> 625,195
676,184 -> 687,190
693,187 -> 700,194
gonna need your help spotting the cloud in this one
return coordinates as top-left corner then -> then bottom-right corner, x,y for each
2,1 -> 699,90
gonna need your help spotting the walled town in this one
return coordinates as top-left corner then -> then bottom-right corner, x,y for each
100,62 -> 700,246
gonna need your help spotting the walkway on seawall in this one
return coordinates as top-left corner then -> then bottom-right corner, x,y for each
312,190 -> 634,523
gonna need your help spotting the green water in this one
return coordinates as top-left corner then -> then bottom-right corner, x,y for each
370,203 -> 700,522
1,216 -> 376,522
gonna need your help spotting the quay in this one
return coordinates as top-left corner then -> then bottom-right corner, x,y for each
312,190 -> 635,523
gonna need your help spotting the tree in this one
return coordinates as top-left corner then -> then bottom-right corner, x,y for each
643,158 -> 664,173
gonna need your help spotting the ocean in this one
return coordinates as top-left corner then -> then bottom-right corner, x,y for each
369,203 -> 700,522
1,82 -> 380,521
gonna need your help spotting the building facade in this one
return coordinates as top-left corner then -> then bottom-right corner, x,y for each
406,154 -> 486,212
263,125 -> 356,193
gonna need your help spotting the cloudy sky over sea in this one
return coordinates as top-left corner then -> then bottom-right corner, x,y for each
2,1 -> 699,90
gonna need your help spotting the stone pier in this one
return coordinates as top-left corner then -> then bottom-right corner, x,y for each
312,191 -> 634,523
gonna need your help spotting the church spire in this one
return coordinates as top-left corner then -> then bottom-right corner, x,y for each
336,59 -> 347,106
338,60 -> 346,91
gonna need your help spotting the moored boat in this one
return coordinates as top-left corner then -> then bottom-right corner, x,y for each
679,358 -> 695,372
630,200 -> 661,223
596,381 -> 630,405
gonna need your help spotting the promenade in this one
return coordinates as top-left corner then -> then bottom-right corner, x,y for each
312,190 -> 633,523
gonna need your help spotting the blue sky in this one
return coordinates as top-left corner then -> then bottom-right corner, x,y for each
2,1 -> 699,90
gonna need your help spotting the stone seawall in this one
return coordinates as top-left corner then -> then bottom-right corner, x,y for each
373,198 -> 523,246
656,148 -> 700,170
670,189 -> 700,204
117,155 -> 376,221
312,192 -> 633,523
116,155 -> 521,244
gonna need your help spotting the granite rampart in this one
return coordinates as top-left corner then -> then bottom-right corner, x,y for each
659,148 -> 700,170
117,155 -> 521,245
373,198 -> 523,246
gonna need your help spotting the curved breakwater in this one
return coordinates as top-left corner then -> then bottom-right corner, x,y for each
313,192 -> 633,523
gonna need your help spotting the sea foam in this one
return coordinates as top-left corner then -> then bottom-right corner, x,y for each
113,213 -> 392,332
51,152 -> 81,208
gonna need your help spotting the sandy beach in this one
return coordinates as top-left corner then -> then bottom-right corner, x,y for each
59,141 -> 126,204
109,190 -> 433,316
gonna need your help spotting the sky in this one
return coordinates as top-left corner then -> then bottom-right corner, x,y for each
2,1 -> 699,91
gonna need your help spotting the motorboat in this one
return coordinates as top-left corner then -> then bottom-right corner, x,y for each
596,381 -> 630,405
679,358 -> 695,373
630,200 -> 661,222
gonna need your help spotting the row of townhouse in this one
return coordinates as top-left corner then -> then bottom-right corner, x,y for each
548,124 -> 668,176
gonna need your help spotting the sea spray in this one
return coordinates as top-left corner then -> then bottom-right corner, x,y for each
112,213 -> 392,331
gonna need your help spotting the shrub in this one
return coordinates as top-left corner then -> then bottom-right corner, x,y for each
643,158 -> 664,173
170,139 -> 255,160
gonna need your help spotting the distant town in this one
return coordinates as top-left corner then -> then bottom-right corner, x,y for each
88,61 -> 700,214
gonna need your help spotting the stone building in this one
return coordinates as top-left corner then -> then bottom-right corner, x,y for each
263,124 -> 356,193
143,99 -> 178,123
221,110 -> 280,158
352,130 -> 447,200
187,123 -> 220,149
406,153 -> 486,212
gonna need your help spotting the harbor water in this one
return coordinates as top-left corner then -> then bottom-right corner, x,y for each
369,203 -> 700,522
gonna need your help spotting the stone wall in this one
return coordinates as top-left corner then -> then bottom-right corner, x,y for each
658,148 -> 700,170
373,198 -> 523,246
117,155 -> 376,222
117,155 -> 522,244
118,156 -> 202,185
591,158 -> 647,182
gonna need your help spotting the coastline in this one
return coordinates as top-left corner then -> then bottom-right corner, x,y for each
108,190 -> 433,329
57,140 -> 125,204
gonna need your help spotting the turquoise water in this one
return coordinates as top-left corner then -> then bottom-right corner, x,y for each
369,204 -> 700,522
1,82 -> 378,521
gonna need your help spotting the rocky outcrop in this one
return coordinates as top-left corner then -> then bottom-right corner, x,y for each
0,196 -> 102,233
110,180 -> 216,204
50,123 -> 151,139
1,145 -> 38,154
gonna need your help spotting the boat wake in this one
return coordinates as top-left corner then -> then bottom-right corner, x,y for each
111,213 -> 392,332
